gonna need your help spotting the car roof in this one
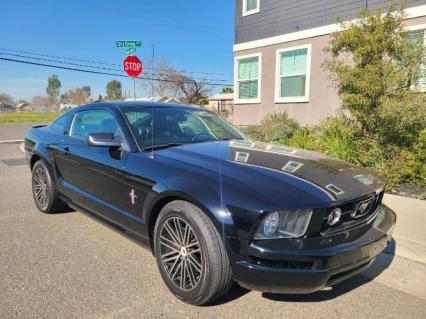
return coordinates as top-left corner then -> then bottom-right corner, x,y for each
74,101 -> 202,112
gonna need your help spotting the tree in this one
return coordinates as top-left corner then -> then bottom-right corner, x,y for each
142,60 -> 211,104
151,60 -> 179,97
31,96 -> 50,111
168,73 -> 210,105
0,93 -> 14,105
62,87 -> 91,105
106,80 -> 122,100
82,86 -> 91,98
324,4 -> 426,147
46,75 -> 61,103
222,87 -> 233,94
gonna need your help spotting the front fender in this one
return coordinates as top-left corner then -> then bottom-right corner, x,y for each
146,176 -> 237,235
143,176 -> 240,257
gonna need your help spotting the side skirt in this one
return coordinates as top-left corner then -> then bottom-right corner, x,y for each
60,195 -> 152,250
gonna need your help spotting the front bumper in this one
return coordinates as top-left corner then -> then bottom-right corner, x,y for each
234,204 -> 396,294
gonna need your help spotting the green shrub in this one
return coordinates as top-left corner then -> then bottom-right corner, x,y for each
256,112 -> 300,143
287,127 -> 317,150
403,129 -> 426,186
242,125 -> 262,141
377,93 -> 426,148
240,112 -> 425,191
315,116 -> 368,165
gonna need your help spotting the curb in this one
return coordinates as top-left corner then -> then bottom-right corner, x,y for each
0,139 -> 24,144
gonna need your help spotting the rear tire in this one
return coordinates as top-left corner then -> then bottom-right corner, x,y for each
31,160 -> 68,214
154,200 -> 233,305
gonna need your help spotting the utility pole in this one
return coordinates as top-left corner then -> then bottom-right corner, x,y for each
151,44 -> 155,97
133,77 -> 136,100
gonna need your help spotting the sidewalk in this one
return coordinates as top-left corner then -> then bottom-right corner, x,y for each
383,194 -> 426,264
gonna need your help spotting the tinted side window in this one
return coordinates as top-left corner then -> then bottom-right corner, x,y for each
70,110 -> 120,139
50,112 -> 72,134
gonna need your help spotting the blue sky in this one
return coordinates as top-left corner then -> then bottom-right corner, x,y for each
0,0 -> 235,101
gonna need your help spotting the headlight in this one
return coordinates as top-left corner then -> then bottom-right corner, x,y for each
254,208 -> 313,239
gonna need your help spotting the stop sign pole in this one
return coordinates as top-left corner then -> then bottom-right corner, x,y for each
123,55 -> 143,100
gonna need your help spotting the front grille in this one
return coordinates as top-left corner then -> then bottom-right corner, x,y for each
321,191 -> 384,235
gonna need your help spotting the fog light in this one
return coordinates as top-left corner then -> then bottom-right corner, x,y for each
263,212 -> 279,237
327,208 -> 341,226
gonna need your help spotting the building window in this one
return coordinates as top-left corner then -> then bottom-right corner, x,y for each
242,0 -> 260,17
235,53 -> 261,103
407,30 -> 426,91
276,45 -> 311,103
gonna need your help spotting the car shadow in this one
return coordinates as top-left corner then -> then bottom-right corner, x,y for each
206,282 -> 251,306
208,239 -> 396,306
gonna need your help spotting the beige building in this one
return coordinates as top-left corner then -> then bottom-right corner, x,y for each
233,0 -> 426,126
207,93 -> 234,121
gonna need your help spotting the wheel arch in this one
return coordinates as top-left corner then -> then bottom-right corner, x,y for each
146,190 -> 234,255
30,153 -> 42,170
30,143 -> 52,170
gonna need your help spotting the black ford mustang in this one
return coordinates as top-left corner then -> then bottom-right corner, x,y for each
25,102 -> 396,305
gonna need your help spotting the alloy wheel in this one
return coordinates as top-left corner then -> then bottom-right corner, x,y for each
159,217 -> 203,291
33,167 -> 48,209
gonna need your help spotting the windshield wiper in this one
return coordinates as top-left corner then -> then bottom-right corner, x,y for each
142,143 -> 185,151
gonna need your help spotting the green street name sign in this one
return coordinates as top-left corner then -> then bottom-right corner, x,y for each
116,40 -> 142,48
125,47 -> 137,55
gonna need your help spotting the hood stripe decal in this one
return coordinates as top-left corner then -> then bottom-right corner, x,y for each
231,160 -> 335,200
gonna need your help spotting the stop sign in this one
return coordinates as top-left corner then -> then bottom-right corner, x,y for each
123,55 -> 143,77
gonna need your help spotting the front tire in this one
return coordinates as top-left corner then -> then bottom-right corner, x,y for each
31,160 -> 67,214
154,200 -> 233,305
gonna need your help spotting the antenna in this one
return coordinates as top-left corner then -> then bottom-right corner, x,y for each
149,43 -> 155,159
150,102 -> 155,159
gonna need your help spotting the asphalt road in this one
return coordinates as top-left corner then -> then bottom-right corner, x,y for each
1,125 -> 425,319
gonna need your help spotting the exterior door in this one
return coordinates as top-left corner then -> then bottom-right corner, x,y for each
53,109 -> 148,229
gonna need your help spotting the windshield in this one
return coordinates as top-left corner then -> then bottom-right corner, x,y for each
122,107 -> 246,149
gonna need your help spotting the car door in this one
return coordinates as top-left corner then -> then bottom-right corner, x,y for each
53,108 -> 149,230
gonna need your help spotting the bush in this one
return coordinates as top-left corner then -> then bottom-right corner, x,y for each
242,125 -> 262,141
240,112 -> 424,193
377,92 -> 426,148
314,116 -> 368,165
403,129 -> 426,186
256,112 -> 300,143
287,127 -> 317,150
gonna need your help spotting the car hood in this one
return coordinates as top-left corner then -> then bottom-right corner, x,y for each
156,140 -> 385,202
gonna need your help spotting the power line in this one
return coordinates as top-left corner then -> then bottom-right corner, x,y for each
0,57 -> 233,87
0,52 -> 232,83
0,48 -> 232,77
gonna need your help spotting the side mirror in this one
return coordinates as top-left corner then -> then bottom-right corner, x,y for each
86,132 -> 122,148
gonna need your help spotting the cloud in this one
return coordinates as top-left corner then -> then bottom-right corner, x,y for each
0,77 -> 46,100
